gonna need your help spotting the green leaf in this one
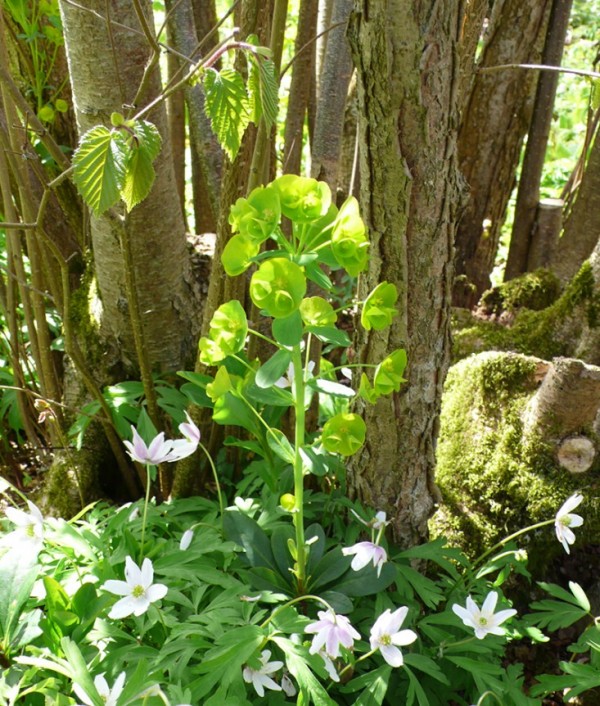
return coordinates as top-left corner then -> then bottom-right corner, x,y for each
267,428 -> 295,464
310,378 -> 355,398
61,637 -> 102,705
255,349 -> 292,388
121,121 -> 162,211
72,125 -> 127,215
203,68 -> 251,160
248,54 -> 279,129
403,653 -> 450,685
272,310 -> 304,346
404,665 -> 431,706
342,664 -> 392,705
306,325 -> 351,348
0,549 -> 39,647
223,510 -> 277,571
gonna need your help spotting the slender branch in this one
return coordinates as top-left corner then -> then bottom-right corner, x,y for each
479,63 -> 600,80
281,20 -> 347,77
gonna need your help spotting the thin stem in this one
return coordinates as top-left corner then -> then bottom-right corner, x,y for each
291,344 -> 307,593
471,519 -> 553,572
260,594 -> 334,629
479,63 -> 600,80
336,648 -> 377,681
197,441 -> 225,531
139,465 -> 154,562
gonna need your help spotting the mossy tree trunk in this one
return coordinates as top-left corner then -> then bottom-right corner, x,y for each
453,0 -> 551,308
348,0 -> 463,546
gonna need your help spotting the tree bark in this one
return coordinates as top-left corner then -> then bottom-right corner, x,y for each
310,0 -> 353,193
505,0 -> 574,281
59,0 -> 194,373
282,0 -> 317,175
551,126 -> 600,282
454,0 -> 551,308
348,0 -> 463,546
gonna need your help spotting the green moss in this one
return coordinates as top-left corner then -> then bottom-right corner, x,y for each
453,262 -> 600,363
479,268 -> 561,317
431,351 -> 600,566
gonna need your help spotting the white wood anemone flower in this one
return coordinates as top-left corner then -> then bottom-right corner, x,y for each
452,591 -> 517,640
555,493 -> 584,554
342,541 -> 387,577
305,609 -> 361,658
369,606 -> 417,667
2,500 -> 45,559
242,650 -> 284,697
73,672 -> 125,706
102,556 -> 167,619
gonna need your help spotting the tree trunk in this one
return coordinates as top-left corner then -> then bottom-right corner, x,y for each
551,125 -> 600,282
348,0 -> 463,546
59,0 -> 194,373
282,0 -> 317,175
454,0 -> 552,308
310,0 -> 353,193
505,0 -> 574,281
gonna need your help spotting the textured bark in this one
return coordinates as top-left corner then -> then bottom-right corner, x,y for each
454,0 -> 551,308
167,0 -> 223,234
506,0 -> 574,281
166,24 -> 187,226
282,0 -> 317,175
310,0 -> 353,192
59,0 -> 194,373
527,198 -> 563,270
551,127 -> 600,282
348,0 -> 463,546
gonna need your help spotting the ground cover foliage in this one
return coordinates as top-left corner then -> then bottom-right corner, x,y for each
1,172 -> 599,705
1,1 -> 600,704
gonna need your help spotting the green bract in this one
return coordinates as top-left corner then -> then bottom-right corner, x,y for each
272,174 -> 331,222
250,258 -> 307,318
229,185 -> 281,243
373,349 -> 407,396
361,281 -> 398,331
199,300 -> 248,365
331,197 -> 369,276
206,366 -> 232,401
299,296 -> 337,327
221,234 -> 260,276
321,412 -> 366,456
358,373 -> 380,404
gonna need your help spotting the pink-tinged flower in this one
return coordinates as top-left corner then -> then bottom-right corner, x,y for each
123,427 -> 175,465
242,650 -> 283,697
452,591 -> 517,639
555,493 -> 584,554
73,672 -> 125,706
305,609 -> 361,658
351,509 -> 390,531
3,500 -> 44,558
281,673 -> 296,697
342,541 -> 387,577
102,556 -> 167,619
168,414 -> 202,462
178,413 -> 201,445
369,606 -> 417,667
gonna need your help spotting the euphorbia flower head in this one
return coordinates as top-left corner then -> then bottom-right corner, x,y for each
555,493 -> 584,554
305,609 -> 361,658
102,556 -> 167,619
370,606 -> 417,667
452,591 -> 517,640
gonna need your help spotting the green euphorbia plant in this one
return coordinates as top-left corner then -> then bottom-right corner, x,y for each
197,174 -> 404,593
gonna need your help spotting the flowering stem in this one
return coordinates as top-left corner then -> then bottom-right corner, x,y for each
139,464 -> 154,562
476,690 -> 505,706
197,441 -> 225,530
260,594 -> 335,630
336,649 -> 377,682
471,519 -> 553,572
292,344 -> 307,593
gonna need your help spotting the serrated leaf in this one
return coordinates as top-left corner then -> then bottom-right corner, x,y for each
121,121 -> 162,211
72,125 -> 127,215
203,68 -> 251,160
248,55 -> 278,129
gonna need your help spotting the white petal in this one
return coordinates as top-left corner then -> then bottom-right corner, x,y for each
132,596 -> 151,616
146,583 -> 168,603
568,514 -> 584,528
380,644 -> 404,667
72,683 -> 94,706
140,557 -> 154,588
26,500 -> 44,525
481,591 -> 498,615
4,507 -> 31,527
256,674 -> 282,694
102,580 -> 131,596
124,556 -> 142,586
391,628 -> 418,647
111,672 -> 126,700
180,529 -> 194,550
108,596 -> 136,619
94,674 -> 110,697
558,493 -> 583,516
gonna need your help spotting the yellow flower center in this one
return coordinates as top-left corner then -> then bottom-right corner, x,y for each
132,584 -> 145,599
478,617 -> 488,626
380,634 -> 392,646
